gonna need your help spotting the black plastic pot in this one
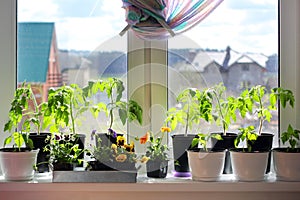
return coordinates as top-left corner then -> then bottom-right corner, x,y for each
29,132 -> 51,173
211,132 -> 237,174
172,134 -> 196,175
87,160 -> 115,171
96,133 -> 123,147
73,134 -> 86,167
52,162 -> 74,171
249,133 -> 274,174
146,160 -> 168,178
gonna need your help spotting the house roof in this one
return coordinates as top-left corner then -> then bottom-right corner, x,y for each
17,22 -> 54,83
188,48 -> 268,72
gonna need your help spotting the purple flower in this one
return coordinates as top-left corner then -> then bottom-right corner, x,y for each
55,134 -> 61,141
108,128 -> 117,138
91,129 -> 97,141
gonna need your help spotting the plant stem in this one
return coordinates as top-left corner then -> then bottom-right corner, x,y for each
70,93 -> 76,135
258,95 -> 263,136
30,87 -> 41,134
109,109 -> 113,129
185,102 -> 190,137
213,90 -> 227,136
109,83 -> 115,129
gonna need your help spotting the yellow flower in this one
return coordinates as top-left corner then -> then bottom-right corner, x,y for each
161,127 -> 171,133
124,141 -> 135,153
115,154 -> 127,162
111,143 -> 118,153
140,155 -> 150,163
116,135 -> 126,146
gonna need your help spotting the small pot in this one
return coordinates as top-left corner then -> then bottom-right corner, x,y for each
273,148 -> 300,181
87,160 -> 115,171
188,149 -> 226,181
74,134 -> 86,167
52,162 -> 74,171
171,134 -> 196,175
211,132 -> 237,174
230,149 -> 269,181
96,133 -> 123,147
0,148 -> 39,181
29,132 -> 51,173
249,133 -> 274,174
146,160 -> 168,178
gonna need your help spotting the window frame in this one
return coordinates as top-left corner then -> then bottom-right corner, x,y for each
0,0 -> 299,147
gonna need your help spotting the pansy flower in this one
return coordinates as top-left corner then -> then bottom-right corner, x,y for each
108,128 -> 117,138
116,135 -> 126,146
111,143 -> 118,153
124,141 -> 135,153
115,154 -> 127,162
140,155 -> 150,163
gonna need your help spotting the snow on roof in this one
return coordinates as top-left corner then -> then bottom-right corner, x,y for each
187,49 -> 268,72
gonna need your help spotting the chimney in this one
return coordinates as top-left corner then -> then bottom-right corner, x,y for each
222,46 -> 231,69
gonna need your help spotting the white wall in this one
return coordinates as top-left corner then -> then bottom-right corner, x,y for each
280,0 -> 300,133
0,0 -> 16,145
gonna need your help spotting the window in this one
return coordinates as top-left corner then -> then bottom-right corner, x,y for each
0,0 -> 299,181
242,64 -> 250,71
168,0 -> 279,146
17,0 -> 129,135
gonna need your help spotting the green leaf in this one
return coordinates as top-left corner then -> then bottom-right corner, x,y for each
13,132 -> 24,149
212,134 -> 223,141
191,138 -> 199,148
290,139 -> 297,149
4,136 -> 12,147
119,109 -> 127,125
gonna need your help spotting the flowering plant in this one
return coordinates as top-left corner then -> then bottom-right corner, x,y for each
90,129 -> 138,170
44,133 -> 87,167
138,127 -> 171,162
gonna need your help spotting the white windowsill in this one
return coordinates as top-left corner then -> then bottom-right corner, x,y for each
0,173 -> 300,200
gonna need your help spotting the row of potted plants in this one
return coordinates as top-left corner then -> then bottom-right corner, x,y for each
0,80 -> 299,182
0,78 -> 145,181
166,83 -> 298,181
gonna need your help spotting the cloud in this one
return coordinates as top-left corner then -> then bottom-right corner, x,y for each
17,0 -> 278,55
18,0 -> 59,21
18,0 -> 127,51
227,0 -> 276,10
178,0 -> 278,55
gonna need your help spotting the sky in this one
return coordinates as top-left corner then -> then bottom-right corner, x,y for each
17,0 -> 278,55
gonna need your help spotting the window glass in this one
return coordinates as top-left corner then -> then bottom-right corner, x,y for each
17,0 -> 128,134
168,0 -> 279,146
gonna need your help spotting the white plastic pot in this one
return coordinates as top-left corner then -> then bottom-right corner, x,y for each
230,150 -> 269,181
273,149 -> 300,181
188,150 -> 225,181
0,149 -> 39,181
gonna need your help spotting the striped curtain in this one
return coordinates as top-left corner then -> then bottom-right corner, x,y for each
120,0 -> 224,40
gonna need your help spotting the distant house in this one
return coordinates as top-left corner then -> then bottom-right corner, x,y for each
17,22 -> 62,102
175,46 -> 272,93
